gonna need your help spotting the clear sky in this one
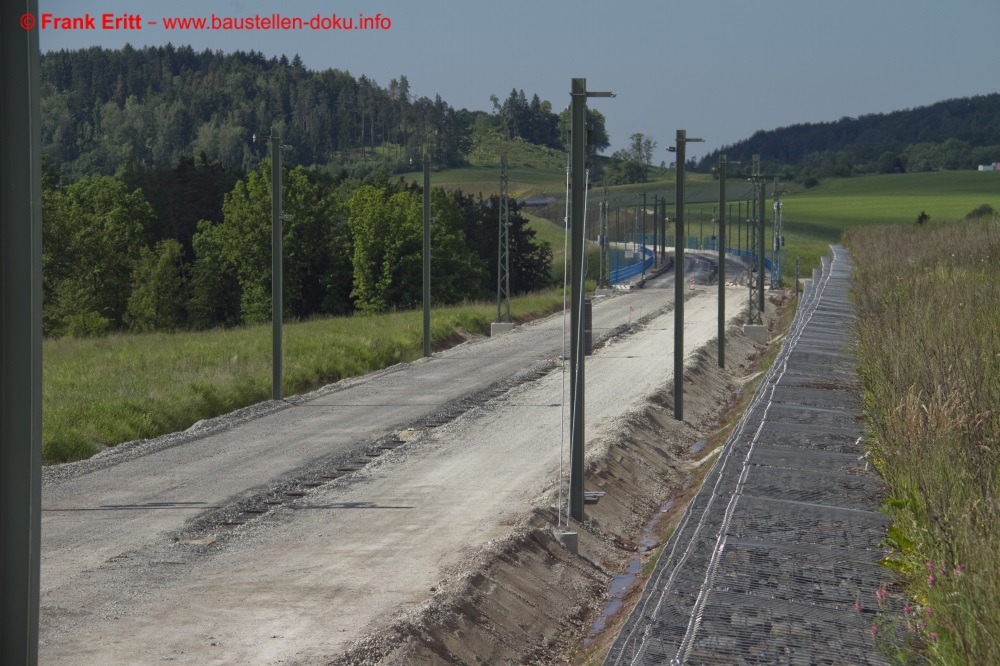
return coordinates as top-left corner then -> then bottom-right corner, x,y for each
36,0 -> 1000,161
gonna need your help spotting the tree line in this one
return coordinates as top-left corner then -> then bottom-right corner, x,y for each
40,46 -> 617,183
41,44 -> 472,180
696,93 -> 1000,182
41,158 -> 552,337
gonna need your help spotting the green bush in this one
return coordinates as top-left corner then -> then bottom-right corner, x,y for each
63,312 -> 111,337
965,203 -> 997,220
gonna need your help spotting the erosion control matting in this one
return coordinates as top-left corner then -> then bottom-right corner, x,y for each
605,246 -> 891,666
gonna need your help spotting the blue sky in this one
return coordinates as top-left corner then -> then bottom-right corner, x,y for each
37,0 -> 1000,161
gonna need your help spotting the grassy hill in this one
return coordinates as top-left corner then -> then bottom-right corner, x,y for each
402,162 -> 729,204
398,163 -> 567,200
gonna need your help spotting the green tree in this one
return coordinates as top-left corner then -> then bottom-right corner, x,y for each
347,184 -> 486,312
347,184 -> 410,311
452,191 -> 553,294
188,219 -> 241,329
558,108 -> 611,153
605,149 -> 646,185
189,160 -> 355,326
423,188 -> 488,305
42,175 -> 153,336
125,239 -> 186,332
217,166 -> 273,323
629,132 -> 657,180
281,168 -> 353,318
118,154 -> 241,258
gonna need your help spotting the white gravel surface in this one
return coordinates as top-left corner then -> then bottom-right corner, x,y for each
40,259 -> 748,664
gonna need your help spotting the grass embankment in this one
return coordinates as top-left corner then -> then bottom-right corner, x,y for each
847,216 -> 1000,664
526,212 -> 604,286
43,291 -> 565,465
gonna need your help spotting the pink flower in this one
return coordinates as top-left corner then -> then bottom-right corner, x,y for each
853,600 -> 862,612
876,586 -> 887,603
930,632 -> 938,642
870,625 -> 879,636
926,561 -> 935,572
928,574 -> 936,586
925,607 -> 933,617
954,564 -> 965,575
903,602 -> 911,614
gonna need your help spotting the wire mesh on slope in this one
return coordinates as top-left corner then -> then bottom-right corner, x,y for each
605,246 -> 890,666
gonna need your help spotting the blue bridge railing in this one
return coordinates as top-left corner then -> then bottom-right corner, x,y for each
726,248 -> 772,271
609,247 -> 771,286
610,247 -> 655,284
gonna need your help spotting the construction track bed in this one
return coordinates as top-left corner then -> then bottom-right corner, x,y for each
605,246 -> 893,666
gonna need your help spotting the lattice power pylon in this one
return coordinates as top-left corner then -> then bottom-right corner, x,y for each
497,153 -> 511,323
770,177 -> 785,289
746,154 -> 764,325
598,181 -> 611,289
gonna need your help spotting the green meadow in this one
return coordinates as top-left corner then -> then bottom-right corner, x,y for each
781,171 -> 1000,274
42,292 -> 565,464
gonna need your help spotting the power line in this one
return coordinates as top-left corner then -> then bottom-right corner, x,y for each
496,153 -> 511,323
746,154 -> 764,325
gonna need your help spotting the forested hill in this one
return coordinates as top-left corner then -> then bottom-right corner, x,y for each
696,93 -> 1000,177
37,45 -> 578,340
41,44 -> 473,179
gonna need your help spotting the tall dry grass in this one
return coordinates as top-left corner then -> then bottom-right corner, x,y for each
847,217 -> 1000,664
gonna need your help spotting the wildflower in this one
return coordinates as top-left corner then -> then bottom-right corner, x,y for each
903,602 -> 911,614
853,600 -> 862,612
928,574 -> 936,586
870,625 -> 879,636
954,564 -> 965,575
925,607 -> 933,617
926,561 -> 935,572
930,632 -> 938,642
876,586 -> 887,603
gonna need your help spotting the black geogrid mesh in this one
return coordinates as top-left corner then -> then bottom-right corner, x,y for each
605,247 -> 890,666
